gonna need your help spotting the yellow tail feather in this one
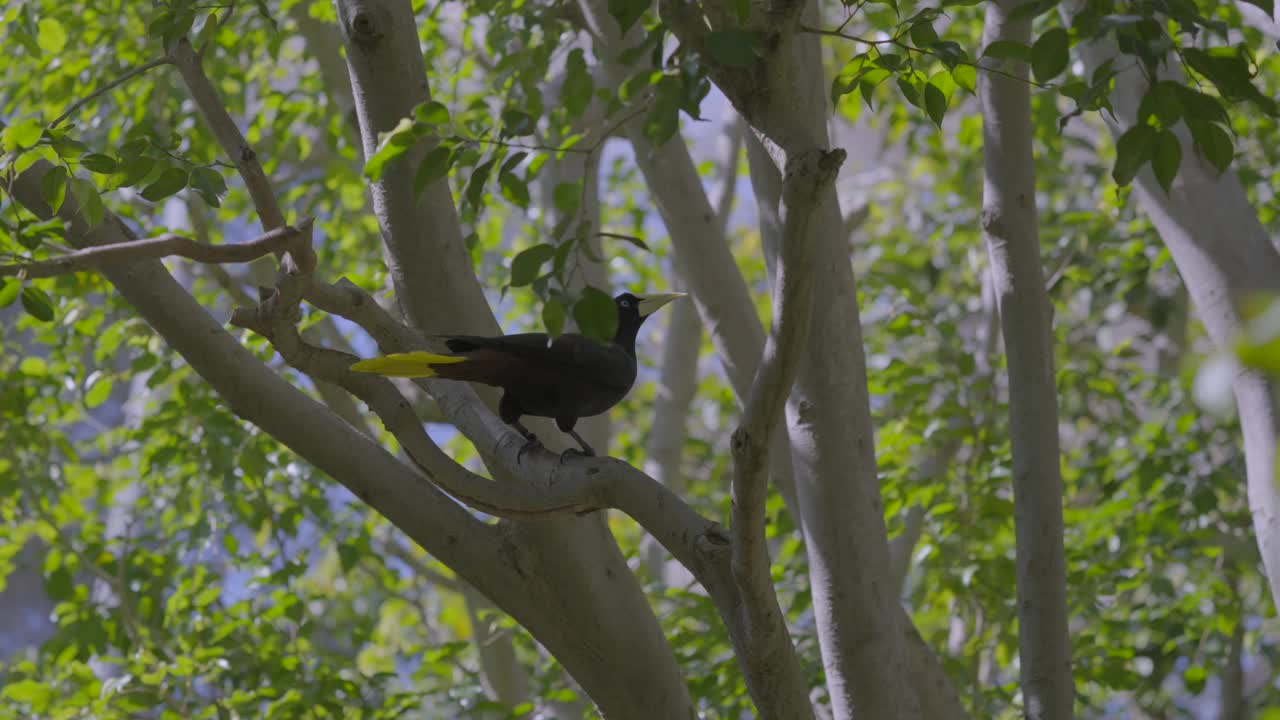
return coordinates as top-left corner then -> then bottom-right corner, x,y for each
349,351 -> 466,378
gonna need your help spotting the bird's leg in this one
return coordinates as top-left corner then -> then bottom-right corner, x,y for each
563,429 -> 597,457
500,392 -> 541,464
511,420 -> 542,464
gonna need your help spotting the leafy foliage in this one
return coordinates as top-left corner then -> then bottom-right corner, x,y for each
1,0 -> 1278,717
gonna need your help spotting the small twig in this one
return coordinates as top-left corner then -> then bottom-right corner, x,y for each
0,221 -> 313,279
593,231 -> 650,248
799,23 -> 1057,91
453,134 -> 594,155
50,57 -> 174,128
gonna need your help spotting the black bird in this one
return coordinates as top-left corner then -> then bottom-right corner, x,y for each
350,292 -> 685,457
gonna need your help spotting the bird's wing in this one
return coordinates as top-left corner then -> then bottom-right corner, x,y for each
438,333 -> 633,389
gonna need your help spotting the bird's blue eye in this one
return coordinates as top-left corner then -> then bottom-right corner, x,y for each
621,300 -> 630,307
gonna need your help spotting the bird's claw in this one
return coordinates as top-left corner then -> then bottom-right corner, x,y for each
558,447 -> 596,462
516,436 -> 541,465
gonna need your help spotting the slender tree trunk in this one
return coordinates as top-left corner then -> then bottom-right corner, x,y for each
1063,0 -> 1280,609
979,3 -> 1074,718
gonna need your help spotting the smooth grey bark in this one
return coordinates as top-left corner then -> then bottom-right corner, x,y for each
744,120 -> 968,720
726,148 -> 850,720
979,3 -> 1074,719
657,0 -> 964,713
330,2 -> 695,716
718,10 -> 917,717
1064,0 -> 1280,608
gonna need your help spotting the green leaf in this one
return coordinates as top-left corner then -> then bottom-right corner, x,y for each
1030,28 -> 1069,83
499,171 -> 530,209
1009,0 -> 1057,21
1112,124 -> 1156,186
1137,81 -> 1182,129
0,280 -> 20,308
909,21 -> 939,47
564,49 -> 595,120
20,286 -> 55,322
69,178 -> 104,228
414,145 -> 454,196
1173,84 -> 1231,126
510,244 -> 556,287
705,30 -> 757,68
364,117 -> 418,180
608,0 -> 650,33
553,182 -> 581,217
140,167 -> 189,202
501,109 -> 535,138
573,286 -> 618,341
464,158 -> 495,208
500,151 -> 529,176
601,232 -> 651,252
2,679 -> 54,708
1183,664 -> 1207,694
644,76 -> 682,145
40,165 -> 68,213
1187,120 -> 1233,174
1183,46 -> 1280,117
36,18 -> 67,54
117,154 -> 157,188
337,541 -> 361,574
981,40 -> 1030,63
189,167 -> 228,208
414,101 -> 450,125
1151,129 -> 1181,193
80,153 -> 119,174
928,41 -> 966,68
1,118 -> 44,152
951,65 -> 977,94
84,372 -> 114,408
924,81 -> 948,127
542,296 -> 567,337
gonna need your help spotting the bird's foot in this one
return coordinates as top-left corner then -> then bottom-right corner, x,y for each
516,435 -> 542,465
558,446 -> 596,462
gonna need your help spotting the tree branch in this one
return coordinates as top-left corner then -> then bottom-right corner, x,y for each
728,148 -> 843,719
0,222 -> 313,279
171,38 -> 287,232
7,159 -> 513,604
50,57 -> 174,128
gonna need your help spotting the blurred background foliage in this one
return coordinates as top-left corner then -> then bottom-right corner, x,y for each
1,0 -> 1279,717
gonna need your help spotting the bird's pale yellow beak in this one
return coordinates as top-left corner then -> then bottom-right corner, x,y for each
636,292 -> 687,317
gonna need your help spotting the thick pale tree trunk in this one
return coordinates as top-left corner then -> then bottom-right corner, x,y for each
979,3 -> 1075,719
744,124 -> 967,720
1063,0 -> 1280,608
288,9 -> 532,704
330,2 -> 695,716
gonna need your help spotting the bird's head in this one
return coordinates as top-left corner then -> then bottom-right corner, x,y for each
615,292 -> 686,324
